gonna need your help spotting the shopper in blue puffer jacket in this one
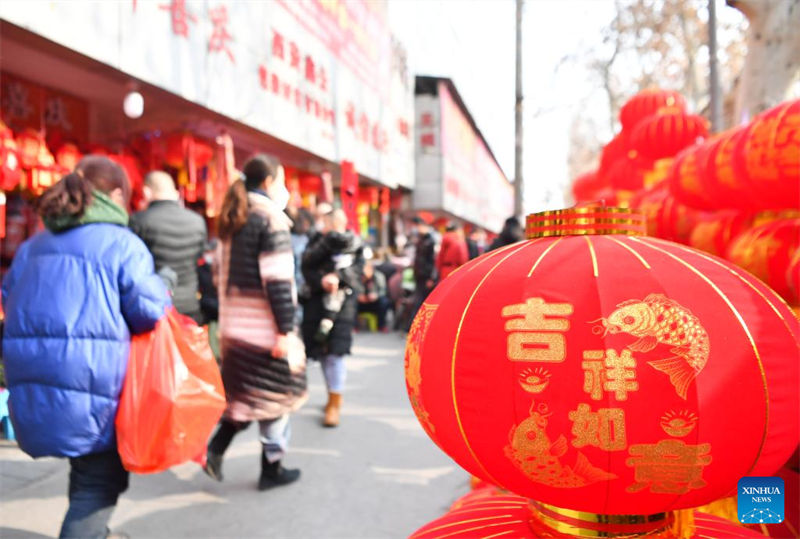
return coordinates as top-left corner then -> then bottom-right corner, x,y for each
1,156 -> 169,539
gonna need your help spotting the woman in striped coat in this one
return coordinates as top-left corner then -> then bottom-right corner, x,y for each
204,155 -> 307,490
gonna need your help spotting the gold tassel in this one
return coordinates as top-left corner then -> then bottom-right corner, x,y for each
670,509 -> 696,539
694,496 -> 740,525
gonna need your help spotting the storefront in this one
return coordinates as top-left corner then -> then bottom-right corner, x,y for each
413,76 -> 513,234
0,0 -> 414,273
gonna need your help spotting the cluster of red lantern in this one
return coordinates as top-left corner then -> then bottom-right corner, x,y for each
405,206 -> 799,537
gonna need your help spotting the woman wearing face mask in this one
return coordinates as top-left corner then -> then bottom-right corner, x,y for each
1,156 -> 169,538
204,154 -> 307,490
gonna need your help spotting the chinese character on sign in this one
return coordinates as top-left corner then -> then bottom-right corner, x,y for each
582,349 -> 638,401
420,133 -> 435,147
272,30 -> 285,60
501,298 -> 574,362
289,42 -> 301,69
345,103 -> 356,128
159,0 -> 196,39
317,66 -> 328,91
358,113 -> 369,142
258,65 -> 268,90
208,5 -> 235,63
271,73 -> 280,94
398,119 -> 410,137
44,97 -> 73,131
4,82 -> 33,121
568,404 -> 626,451
304,56 -> 316,83
421,113 -> 433,127
282,82 -> 291,100
626,439 -> 712,494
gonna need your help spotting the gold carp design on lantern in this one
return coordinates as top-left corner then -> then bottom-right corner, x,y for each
596,293 -> 710,399
405,303 -> 438,439
504,402 -> 617,488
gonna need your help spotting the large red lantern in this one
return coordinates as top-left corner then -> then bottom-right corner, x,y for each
599,132 -> 631,175
410,487 -> 767,538
630,109 -> 709,161
619,89 -> 687,132
607,153 -> 651,191
726,217 -> 800,306
55,143 -> 83,172
405,207 -> 799,517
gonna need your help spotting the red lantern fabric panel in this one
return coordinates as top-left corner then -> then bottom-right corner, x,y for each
619,89 -> 687,132
406,236 -> 800,514
631,111 -> 708,161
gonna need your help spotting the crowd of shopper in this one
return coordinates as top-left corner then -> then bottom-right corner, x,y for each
0,152 -> 522,538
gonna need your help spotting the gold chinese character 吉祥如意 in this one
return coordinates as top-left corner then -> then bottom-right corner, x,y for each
501,298 -> 574,362
626,439 -> 712,494
582,349 -> 639,401
568,403 -> 627,451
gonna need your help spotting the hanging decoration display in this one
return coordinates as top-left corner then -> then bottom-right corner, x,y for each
405,207 -> 800,518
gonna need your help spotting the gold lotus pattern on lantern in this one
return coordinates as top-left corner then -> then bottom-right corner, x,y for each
504,402 -> 617,488
596,294 -> 710,400
660,410 -> 698,437
405,302 -> 438,440
518,367 -> 551,393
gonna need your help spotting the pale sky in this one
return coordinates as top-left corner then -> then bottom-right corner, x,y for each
389,0 -> 618,214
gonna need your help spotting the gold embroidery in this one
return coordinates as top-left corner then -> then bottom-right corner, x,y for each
626,439 -> 712,494
405,303 -> 438,438
568,403 -> 627,451
582,349 -> 639,401
502,298 -> 574,363
504,402 -> 617,488
660,410 -> 698,437
518,367 -> 551,393
595,293 -> 709,400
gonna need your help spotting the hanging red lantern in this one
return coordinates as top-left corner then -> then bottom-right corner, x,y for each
688,211 -> 755,258
619,89 -> 687,132
737,100 -> 800,211
599,132 -> 631,175
571,170 -> 602,203
787,250 -> 800,308
55,143 -> 83,172
0,122 -> 21,192
631,109 -> 709,161
405,207 -> 799,517
0,190 -> 6,239
669,146 -> 716,210
15,129 -> 44,169
29,144 -> 59,196
630,184 -> 668,237
726,218 -> 800,306
607,152 -> 651,191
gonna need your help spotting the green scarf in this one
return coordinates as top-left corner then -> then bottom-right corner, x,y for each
44,190 -> 129,233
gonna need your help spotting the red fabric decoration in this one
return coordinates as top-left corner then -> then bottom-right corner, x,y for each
631,110 -> 709,160
726,218 -> 800,306
0,122 -> 21,192
571,170 -> 604,203
340,160 -> 359,234
599,132 -> 631,175
55,143 -> 82,172
108,152 -> 144,211
688,211 -> 755,258
411,489 -> 767,538
405,210 -> 800,515
15,129 -> 44,170
619,89 -> 687,132
606,153 -> 651,191
298,174 -> 322,195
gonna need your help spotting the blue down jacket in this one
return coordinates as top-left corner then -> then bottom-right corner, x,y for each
1,221 -> 169,458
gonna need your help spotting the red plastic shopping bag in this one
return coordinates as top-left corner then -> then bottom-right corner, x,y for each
116,307 -> 226,473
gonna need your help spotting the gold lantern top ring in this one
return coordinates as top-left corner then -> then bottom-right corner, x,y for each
526,206 -> 647,239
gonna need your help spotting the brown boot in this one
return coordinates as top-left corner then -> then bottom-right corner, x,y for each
323,392 -> 342,427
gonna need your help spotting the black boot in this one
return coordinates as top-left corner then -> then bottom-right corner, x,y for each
203,420 -> 242,482
258,453 -> 301,490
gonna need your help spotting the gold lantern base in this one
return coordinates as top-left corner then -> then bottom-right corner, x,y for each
526,206 -> 647,239
528,500 -> 676,538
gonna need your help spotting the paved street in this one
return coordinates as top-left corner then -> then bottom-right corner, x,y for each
0,332 -> 466,538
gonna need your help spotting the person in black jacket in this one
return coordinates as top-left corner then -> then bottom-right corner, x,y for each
405,216 -> 437,331
301,209 -> 364,428
130,171 -> 207,323
488,216 -> 523,251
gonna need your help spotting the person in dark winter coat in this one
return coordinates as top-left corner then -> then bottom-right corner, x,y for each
301,209 -> 364,428
406,216 -> 437,330
204,155 -> 306,491
1,156 -> 169,539
130,171 -> 207,323
488,216 -> 523,251
466,228 -> 486,260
